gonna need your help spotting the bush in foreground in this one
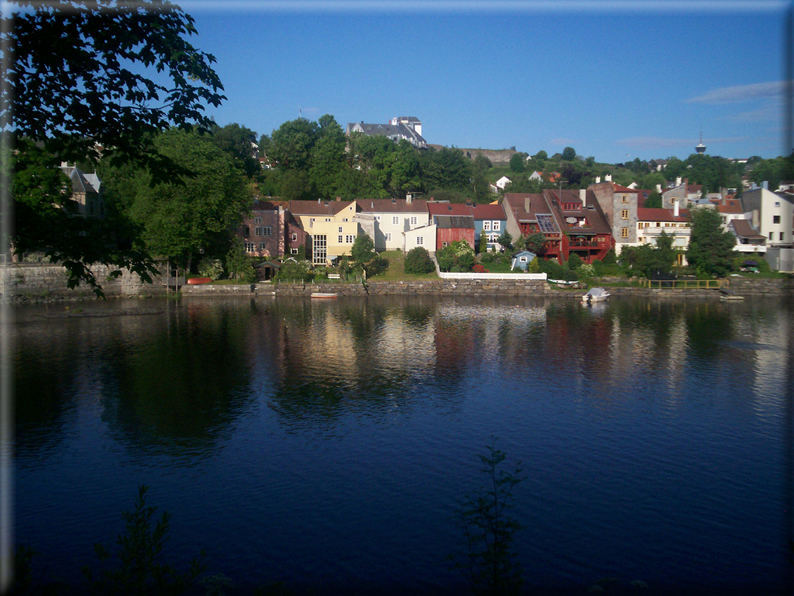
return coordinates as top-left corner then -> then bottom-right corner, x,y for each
404,247 -> 435,274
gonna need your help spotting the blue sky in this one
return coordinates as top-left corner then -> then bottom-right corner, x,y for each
184,0 -> 792,163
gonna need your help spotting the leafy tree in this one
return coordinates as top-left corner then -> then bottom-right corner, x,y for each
269,118 -> 319,170
619,230 -> 677,278
450,438 -> 525,596
525,232 -> 546,255
562,147 -> 576,161
211,123 -> 259,178
473,154 -> 493,171
351,233 -> 376,263
509,153 -> 525,173
404,246 -> 435,274
278,169 -> 312,201
686,208 -> 735,277
644,191 -> 662,208
117,128 -> 252,271
421,146 -> 472,194
478,229 -> 488,254
225,238 -> 256,282
309,114 -> 347,199
83,485 -> 206,595
497,231 -> 513,251
5,0 -> 224,293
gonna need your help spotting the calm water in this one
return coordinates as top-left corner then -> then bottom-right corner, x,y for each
10,295 -> 794,594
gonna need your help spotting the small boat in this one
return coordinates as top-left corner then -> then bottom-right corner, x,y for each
186,277 -> 212,285
310,292 -> 337,299
582,287 -> 610,304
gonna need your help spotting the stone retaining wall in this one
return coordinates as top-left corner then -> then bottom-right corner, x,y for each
725,276 -> 794,296
3,263 -> 792,303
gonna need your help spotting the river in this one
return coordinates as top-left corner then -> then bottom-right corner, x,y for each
10,295 -> 794,594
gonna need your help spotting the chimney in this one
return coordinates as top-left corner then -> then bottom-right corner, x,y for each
406,193 -> 413,204
762,181 -> 768,190
674,199 -> 680,217
656,184 -> 662,193
605,174 -> 612,182
525,196 -> 530,212
336,196 -> 341,201
595,176 -> 601,184
579,188 -> 586,205
317,198 -> 321,203
676,176 -> 682,186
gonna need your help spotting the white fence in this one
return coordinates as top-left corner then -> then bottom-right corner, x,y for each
437,271 -> 547,281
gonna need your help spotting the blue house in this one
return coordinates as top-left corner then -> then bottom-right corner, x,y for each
511,250 -> 537,271
470,203 -> 508,251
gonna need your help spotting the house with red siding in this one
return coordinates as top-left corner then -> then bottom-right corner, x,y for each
427,202 -> 475,251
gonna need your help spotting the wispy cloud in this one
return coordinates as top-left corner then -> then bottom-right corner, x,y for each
616,136 -> 747,149
687,81 -> 789,104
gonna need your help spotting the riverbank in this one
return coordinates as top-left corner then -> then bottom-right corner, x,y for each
2,263 -> 792,303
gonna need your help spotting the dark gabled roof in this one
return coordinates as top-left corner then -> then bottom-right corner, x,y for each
434,215 -> 474,229
542,189 -> 612,236
346,121 -> 427,146
356,198 -> 429,213
287,199 -> 353,216
730,219 -> 766,239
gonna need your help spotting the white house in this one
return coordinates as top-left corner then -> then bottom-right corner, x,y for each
403,223 -> 437,254
355,197 -> 430,252
742,185 -> 794,247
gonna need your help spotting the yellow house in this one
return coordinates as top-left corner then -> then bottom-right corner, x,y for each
288,199 -> 360,264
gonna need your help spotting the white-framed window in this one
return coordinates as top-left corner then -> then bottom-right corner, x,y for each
775,201 -> 781,207
245,242 -> 255,253
325,218 -> 331,222
263,226 -> 271,236
338,235 -> 343,243
254,226 -> 260,236
483,221 -> 491,231
259,242 -> 266,249
780,232 -> 785,241
493,221 -> 500,231
416,236 -> 423,245
255,217 -> 262,224
291,248 -> 298,255
346,235 -> 355,243
292,233 -> 298,241
410,216 -> 417,225
385,233 -> 392,241
343,218 -> 349,222
392,216 -> 399,225
519,256 -> 528,263
442,241 -> 448,248
338,226 -> 343,233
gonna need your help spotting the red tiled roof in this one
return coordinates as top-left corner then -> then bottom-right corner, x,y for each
612,184 -> 639,193
717,201 -> 743,214
427,202 -> 471,216
637,207 -> 689,222
469,203 -> 506,220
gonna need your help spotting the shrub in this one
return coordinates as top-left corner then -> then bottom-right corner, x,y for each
197,257 -> 223,280
404,247 -> 435,274
576,263 -> 595,278
539,257 -> 578,281
364,255 -> 389,277
567,253 -> 583,270
472,264 -> 488,273
437,240 -> 476,272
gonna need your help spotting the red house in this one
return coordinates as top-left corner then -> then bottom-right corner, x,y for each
427,202 -> 475,251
